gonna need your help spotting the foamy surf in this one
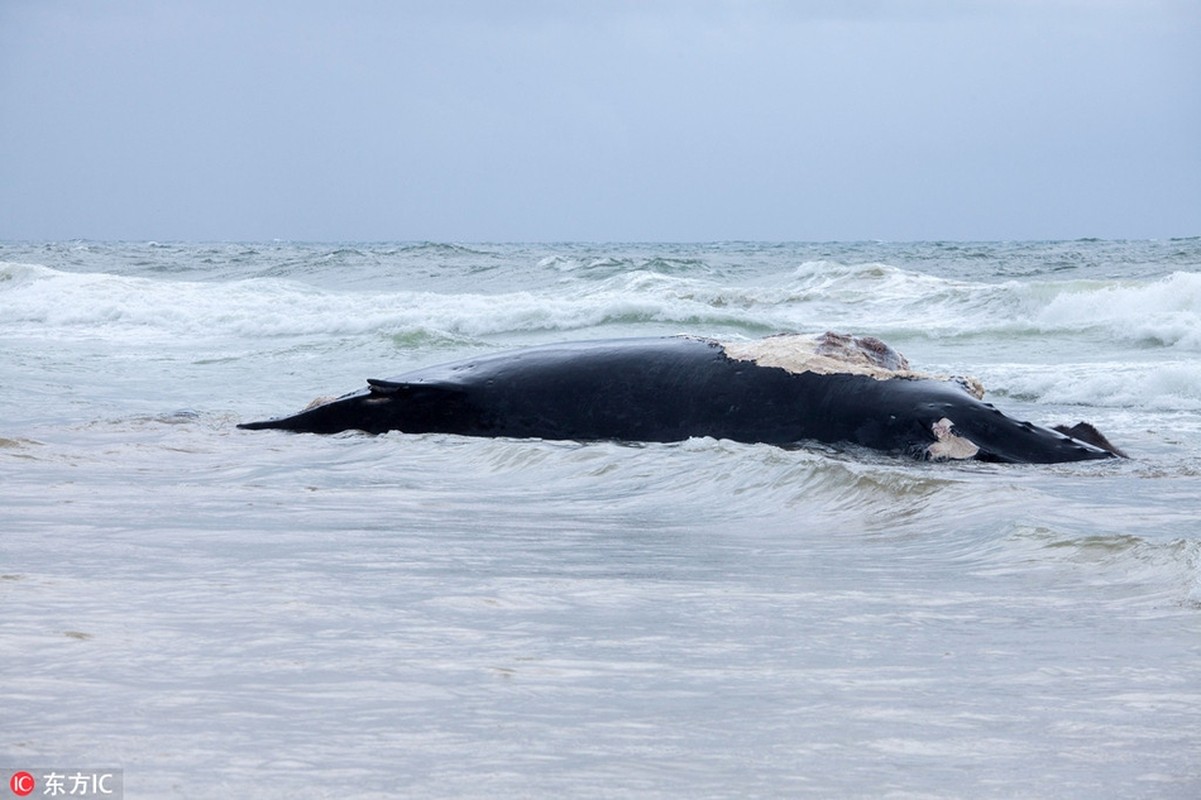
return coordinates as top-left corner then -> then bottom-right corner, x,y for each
3,239 -> 1200,800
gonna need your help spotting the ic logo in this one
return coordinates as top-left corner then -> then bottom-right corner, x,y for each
9,771 -> 36,797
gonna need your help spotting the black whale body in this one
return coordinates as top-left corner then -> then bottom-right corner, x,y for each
239,335 -> 1123,464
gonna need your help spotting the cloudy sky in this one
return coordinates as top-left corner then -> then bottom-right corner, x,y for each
1,0 -> 1198,242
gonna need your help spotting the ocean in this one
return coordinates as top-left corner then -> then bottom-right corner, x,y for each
3,239 -> 1200,798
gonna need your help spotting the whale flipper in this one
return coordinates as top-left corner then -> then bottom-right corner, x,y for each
1052,422 -> 1127,458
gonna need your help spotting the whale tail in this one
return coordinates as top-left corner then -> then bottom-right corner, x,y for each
236,418 -> 290,431
237,392 -> 377,433
238,380 -> 471,434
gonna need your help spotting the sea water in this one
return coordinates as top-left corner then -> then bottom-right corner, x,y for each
2,240 -> 1200,798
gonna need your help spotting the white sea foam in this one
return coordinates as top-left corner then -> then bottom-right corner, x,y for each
5,241 -> 1201,800
4,257 -> 1201,411
1033,271 -> 1201,348
0,263 -> 760,342
991,360 -> 1201,411
7,259 -> 1198,347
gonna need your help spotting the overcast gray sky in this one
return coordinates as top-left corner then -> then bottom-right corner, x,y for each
2,0 -> 1198,242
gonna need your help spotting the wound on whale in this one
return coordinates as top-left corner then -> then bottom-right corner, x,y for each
238,332 -> 1126,464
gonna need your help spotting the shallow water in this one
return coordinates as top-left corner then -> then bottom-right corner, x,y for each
3,240 -> 1200,797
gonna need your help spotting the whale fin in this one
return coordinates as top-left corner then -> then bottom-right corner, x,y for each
367,378 -> 409,395
1052,422 -> 1128,458
366,378 -> 465,398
